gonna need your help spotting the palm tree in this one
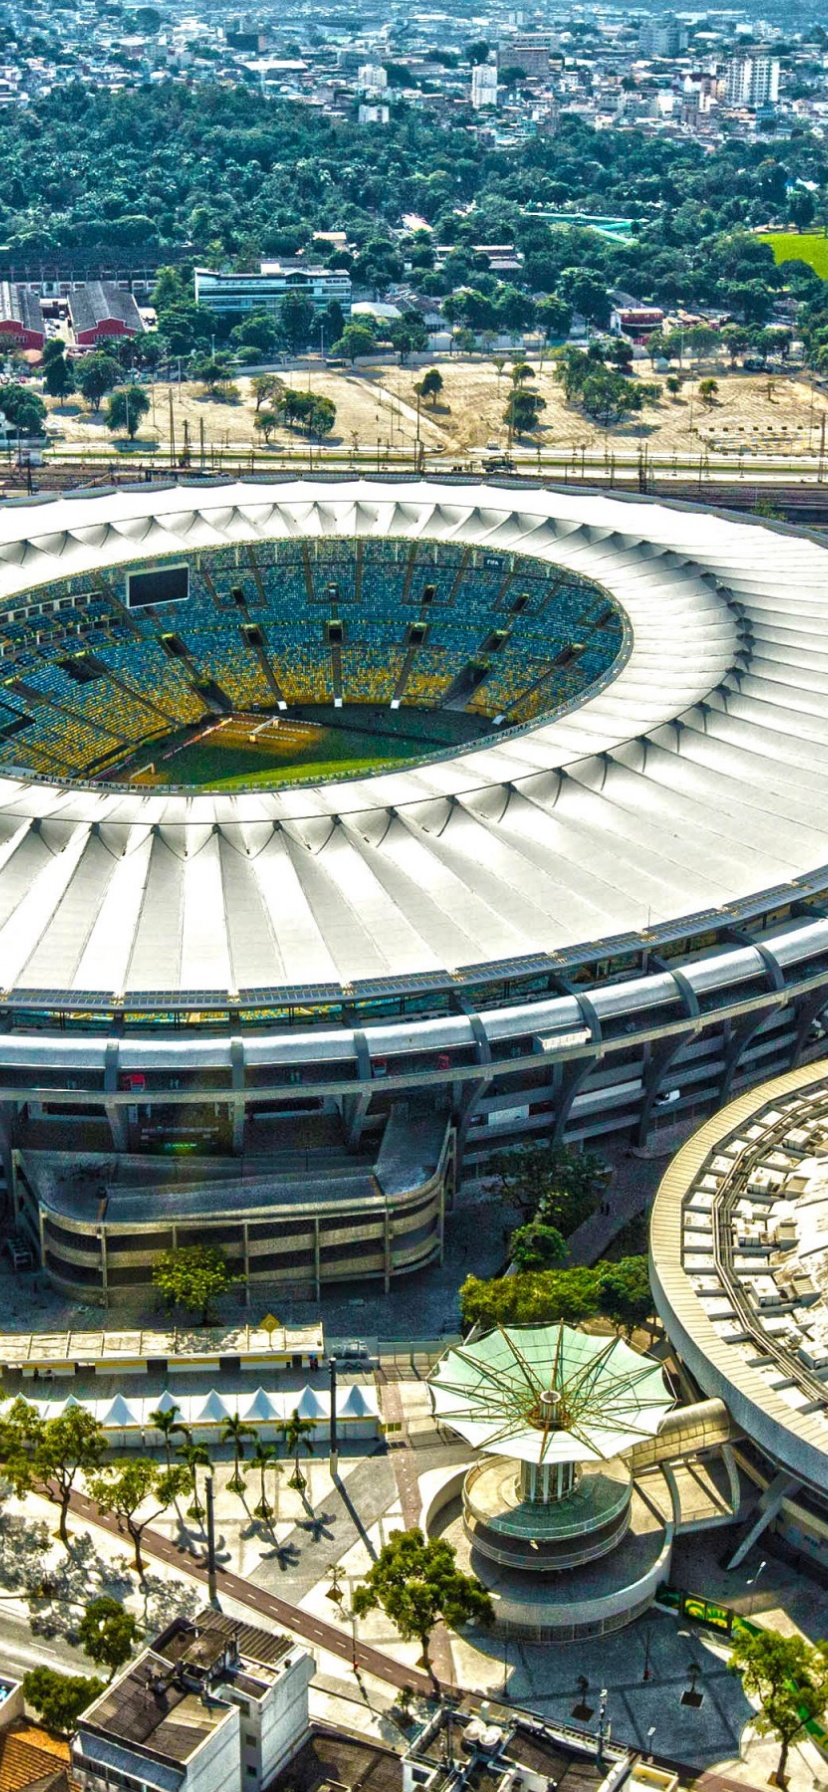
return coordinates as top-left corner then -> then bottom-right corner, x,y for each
149,1403 -> 190,1468
222,1414 -> 258,1494
177,1439 -> 212,1524
251,1440 -> 282,1522
280,1409 -> 316,1493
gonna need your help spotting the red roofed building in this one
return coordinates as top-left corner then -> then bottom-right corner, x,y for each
68,281 -> 143,347
0,284 -> 45,352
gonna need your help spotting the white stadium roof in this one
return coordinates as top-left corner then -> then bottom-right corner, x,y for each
0,476 -> 824,1002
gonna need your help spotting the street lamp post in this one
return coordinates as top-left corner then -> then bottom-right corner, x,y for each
329,1354 -> 338,1477
747,1558 -> 767,1617
596,1688 -> 609,1763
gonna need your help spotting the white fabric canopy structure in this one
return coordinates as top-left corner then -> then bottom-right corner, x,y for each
430,1324 -> 671,1465
0,1382 -> 379,1439
0,478 -> 824,997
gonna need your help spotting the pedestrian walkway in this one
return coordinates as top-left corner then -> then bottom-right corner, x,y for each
377,1374 -> 454,1687
66,1485 -> 435,1697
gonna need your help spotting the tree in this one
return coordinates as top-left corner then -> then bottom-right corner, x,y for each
789,187 -> 816,232
149,1402 -> 190,1466
460,1265 -> 601,1330
254,408 -> 279,443
0,1397 -> 105,1548
388,314 -> 429,361
332,322 -> 377,363
0,384 -> 47,435
107,385 -> 150,439
558,269 -> 611,329
190,352 -> 233,391
536,295 -> 572,342
178,1439 -> 212,1524
250,373 -> 284,412
43,350 -> 75,400
500,65 -> 527,89
87,1458 -> 189,1578
280,1408 -> 316,1492
607,337 -> 634,370
232,312 -> 279,356
222,1414 -> 258,1495
251,1440 -> 281,1522
75,353 -> 121,413
278,291 -> 315,356
151,1243 -> 236,1324
465,39 -> 490,64
78,1596 -> 139,1681
511,1220 -> 567,1271
699,377 -> 718,406
666,373 -> 683,396
596,1256 -> 653,1337
580,367 -> 654,426
729,1630 -> 828,1787
353,1529 -> 493,1674
511,360 -> 535,386
721,323 -> 750,365
320,299 -> 345,348
491,1142 -> 605,1231
309,395 -> 336,438
22,1667 -> 104,1735
504,387 -> 545,435
414,368 -> 443,407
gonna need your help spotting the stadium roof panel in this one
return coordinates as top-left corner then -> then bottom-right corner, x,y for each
0,479 -> 823,1003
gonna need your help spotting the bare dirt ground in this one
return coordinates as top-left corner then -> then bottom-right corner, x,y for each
43,359 -> 828,462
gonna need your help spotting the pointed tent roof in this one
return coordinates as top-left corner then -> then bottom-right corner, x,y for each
100,1393 -> 140,1427
242,1388 -> 279,1422
337,1384 -> 377,1418
194,1389 -> 232,1423
294,1387 -> 327,1420
152,1389 -> 180,1414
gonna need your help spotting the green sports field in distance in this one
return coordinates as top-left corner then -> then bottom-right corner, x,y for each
758,231 -> 828,279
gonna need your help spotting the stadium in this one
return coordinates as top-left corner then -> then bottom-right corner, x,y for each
1,474 -> 828,1302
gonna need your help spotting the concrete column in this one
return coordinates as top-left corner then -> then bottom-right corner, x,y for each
99,1226 -> 109,1310
384,1205 -> 391,1293
230,1037 -> 245,1155
313,1216 -> 321,1301
104,1040 -> 127,1151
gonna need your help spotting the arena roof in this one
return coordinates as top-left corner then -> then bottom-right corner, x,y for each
0,476 -> 824,1003
650,1062 -> 828,1494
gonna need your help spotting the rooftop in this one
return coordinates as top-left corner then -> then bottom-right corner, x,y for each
78,1650 -> 227,1765
78,1613 -> 296,1770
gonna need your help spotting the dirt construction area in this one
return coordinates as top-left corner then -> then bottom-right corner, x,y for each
43,357 -> 828,464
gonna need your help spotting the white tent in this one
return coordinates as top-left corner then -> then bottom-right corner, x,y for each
193,1390 -> 232,1425
100,1394 -> 141,1428
152,1389 -> 180,1414
242,1388 -> 280,1423
293,1387 -> 328,1421
337,1385 -> 377,1418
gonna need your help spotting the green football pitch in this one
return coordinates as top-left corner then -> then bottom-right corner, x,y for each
109,705 -> 490,791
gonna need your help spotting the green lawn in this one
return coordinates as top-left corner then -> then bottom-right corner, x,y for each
205,754 -> 403,791
758,231 -> 828,279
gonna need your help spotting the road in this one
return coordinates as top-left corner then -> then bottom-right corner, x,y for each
66,1488 -> 436,1697
0,1604 -> 85,1680
15,441 -> 828,486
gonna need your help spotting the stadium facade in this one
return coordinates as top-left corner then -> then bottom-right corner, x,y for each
651,1061 -> 828,1571
0,477 -> 827,1300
